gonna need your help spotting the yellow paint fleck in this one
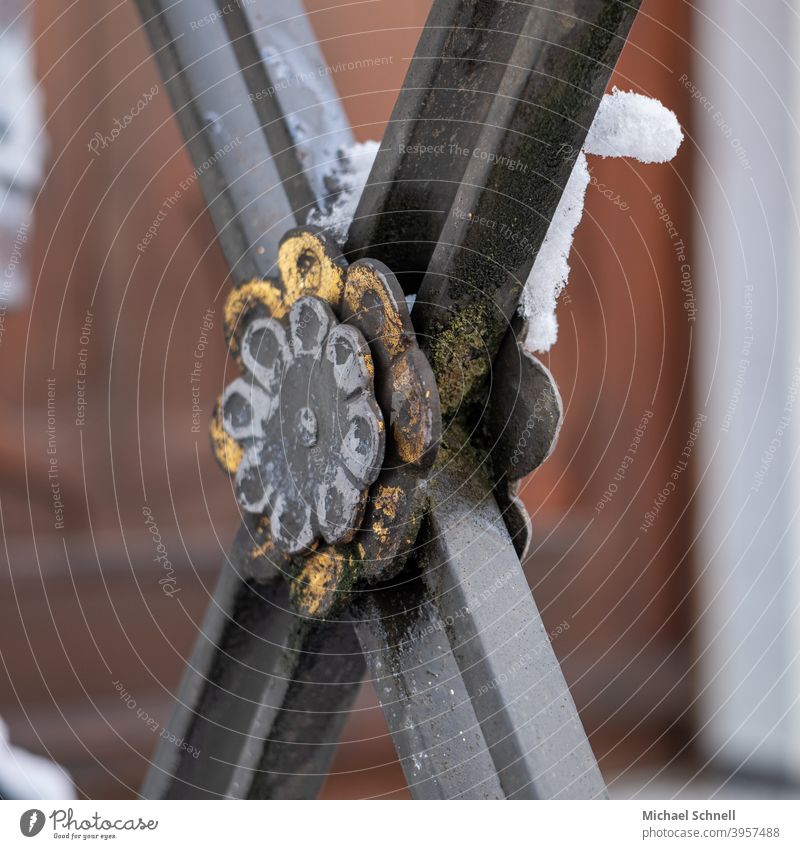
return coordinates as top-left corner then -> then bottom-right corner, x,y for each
210,398 -> 243,473
293,549 -> 345,616
223,279 -> 283,354
372,484 -> 402,521
343,263 -> 406,358
278,230 -> 345,311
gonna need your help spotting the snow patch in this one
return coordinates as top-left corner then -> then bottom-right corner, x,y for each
307,91 -> 683,356
307,140 -> 380,243
584,88 -> 683,163
521,90 -> 683,352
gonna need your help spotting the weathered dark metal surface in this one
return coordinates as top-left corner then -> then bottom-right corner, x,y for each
485,322 -> 563,483
354,583 -> 505,799
424,461 -> 607,798
137,0 -> 644,800
344,0 -> 545,284
348,0 -> 642,416
246,619 -> 364,799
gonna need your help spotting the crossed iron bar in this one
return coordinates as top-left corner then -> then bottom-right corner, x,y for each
135,0 -> 642,799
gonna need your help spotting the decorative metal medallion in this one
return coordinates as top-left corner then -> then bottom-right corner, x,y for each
220,297 -> 384,555
212,227 -> 441,617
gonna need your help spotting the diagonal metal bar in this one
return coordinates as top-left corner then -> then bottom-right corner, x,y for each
136,0 -> 351,282
354,581 -> 505,799
344,0 -> 642,799
343,0 -> 544,285
346,0 -> 643,412
424,465 -> 606,798
137,0 -> 366,799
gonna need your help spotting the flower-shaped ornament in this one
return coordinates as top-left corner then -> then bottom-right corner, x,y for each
220,295 -> 385,555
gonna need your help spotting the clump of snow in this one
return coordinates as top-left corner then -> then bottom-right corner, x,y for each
308,92 -> 682,356
584,88 -> 683,162
0,716 -> 74,799
521,89 -> 683,352
520,152 -> 590,353
307,140 -> 380,243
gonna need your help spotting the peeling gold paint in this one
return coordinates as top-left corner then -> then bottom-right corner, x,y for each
391,355 -> 428,464
223,279 -> 283,354
278,230 -> 345,311
292,548 -> 347,617
210,398 -> 243,473
371,520 -> 390,545
343,263 -> 405,358
373,484 -> 402,521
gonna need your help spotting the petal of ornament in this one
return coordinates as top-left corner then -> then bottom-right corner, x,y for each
317,466 -> 364,546
270,493 -> 316,554
235,444 -> 273,514
221,377 -> 272,441
340,396 -> 384,488
289,295 -> 332,357
241,317 -> 290,397
325,324 -> 373,398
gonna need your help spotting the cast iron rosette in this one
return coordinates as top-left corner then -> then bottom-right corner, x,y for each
211,227 -> 441,617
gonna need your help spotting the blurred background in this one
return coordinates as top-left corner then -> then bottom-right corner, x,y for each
1,0 -> 798,799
